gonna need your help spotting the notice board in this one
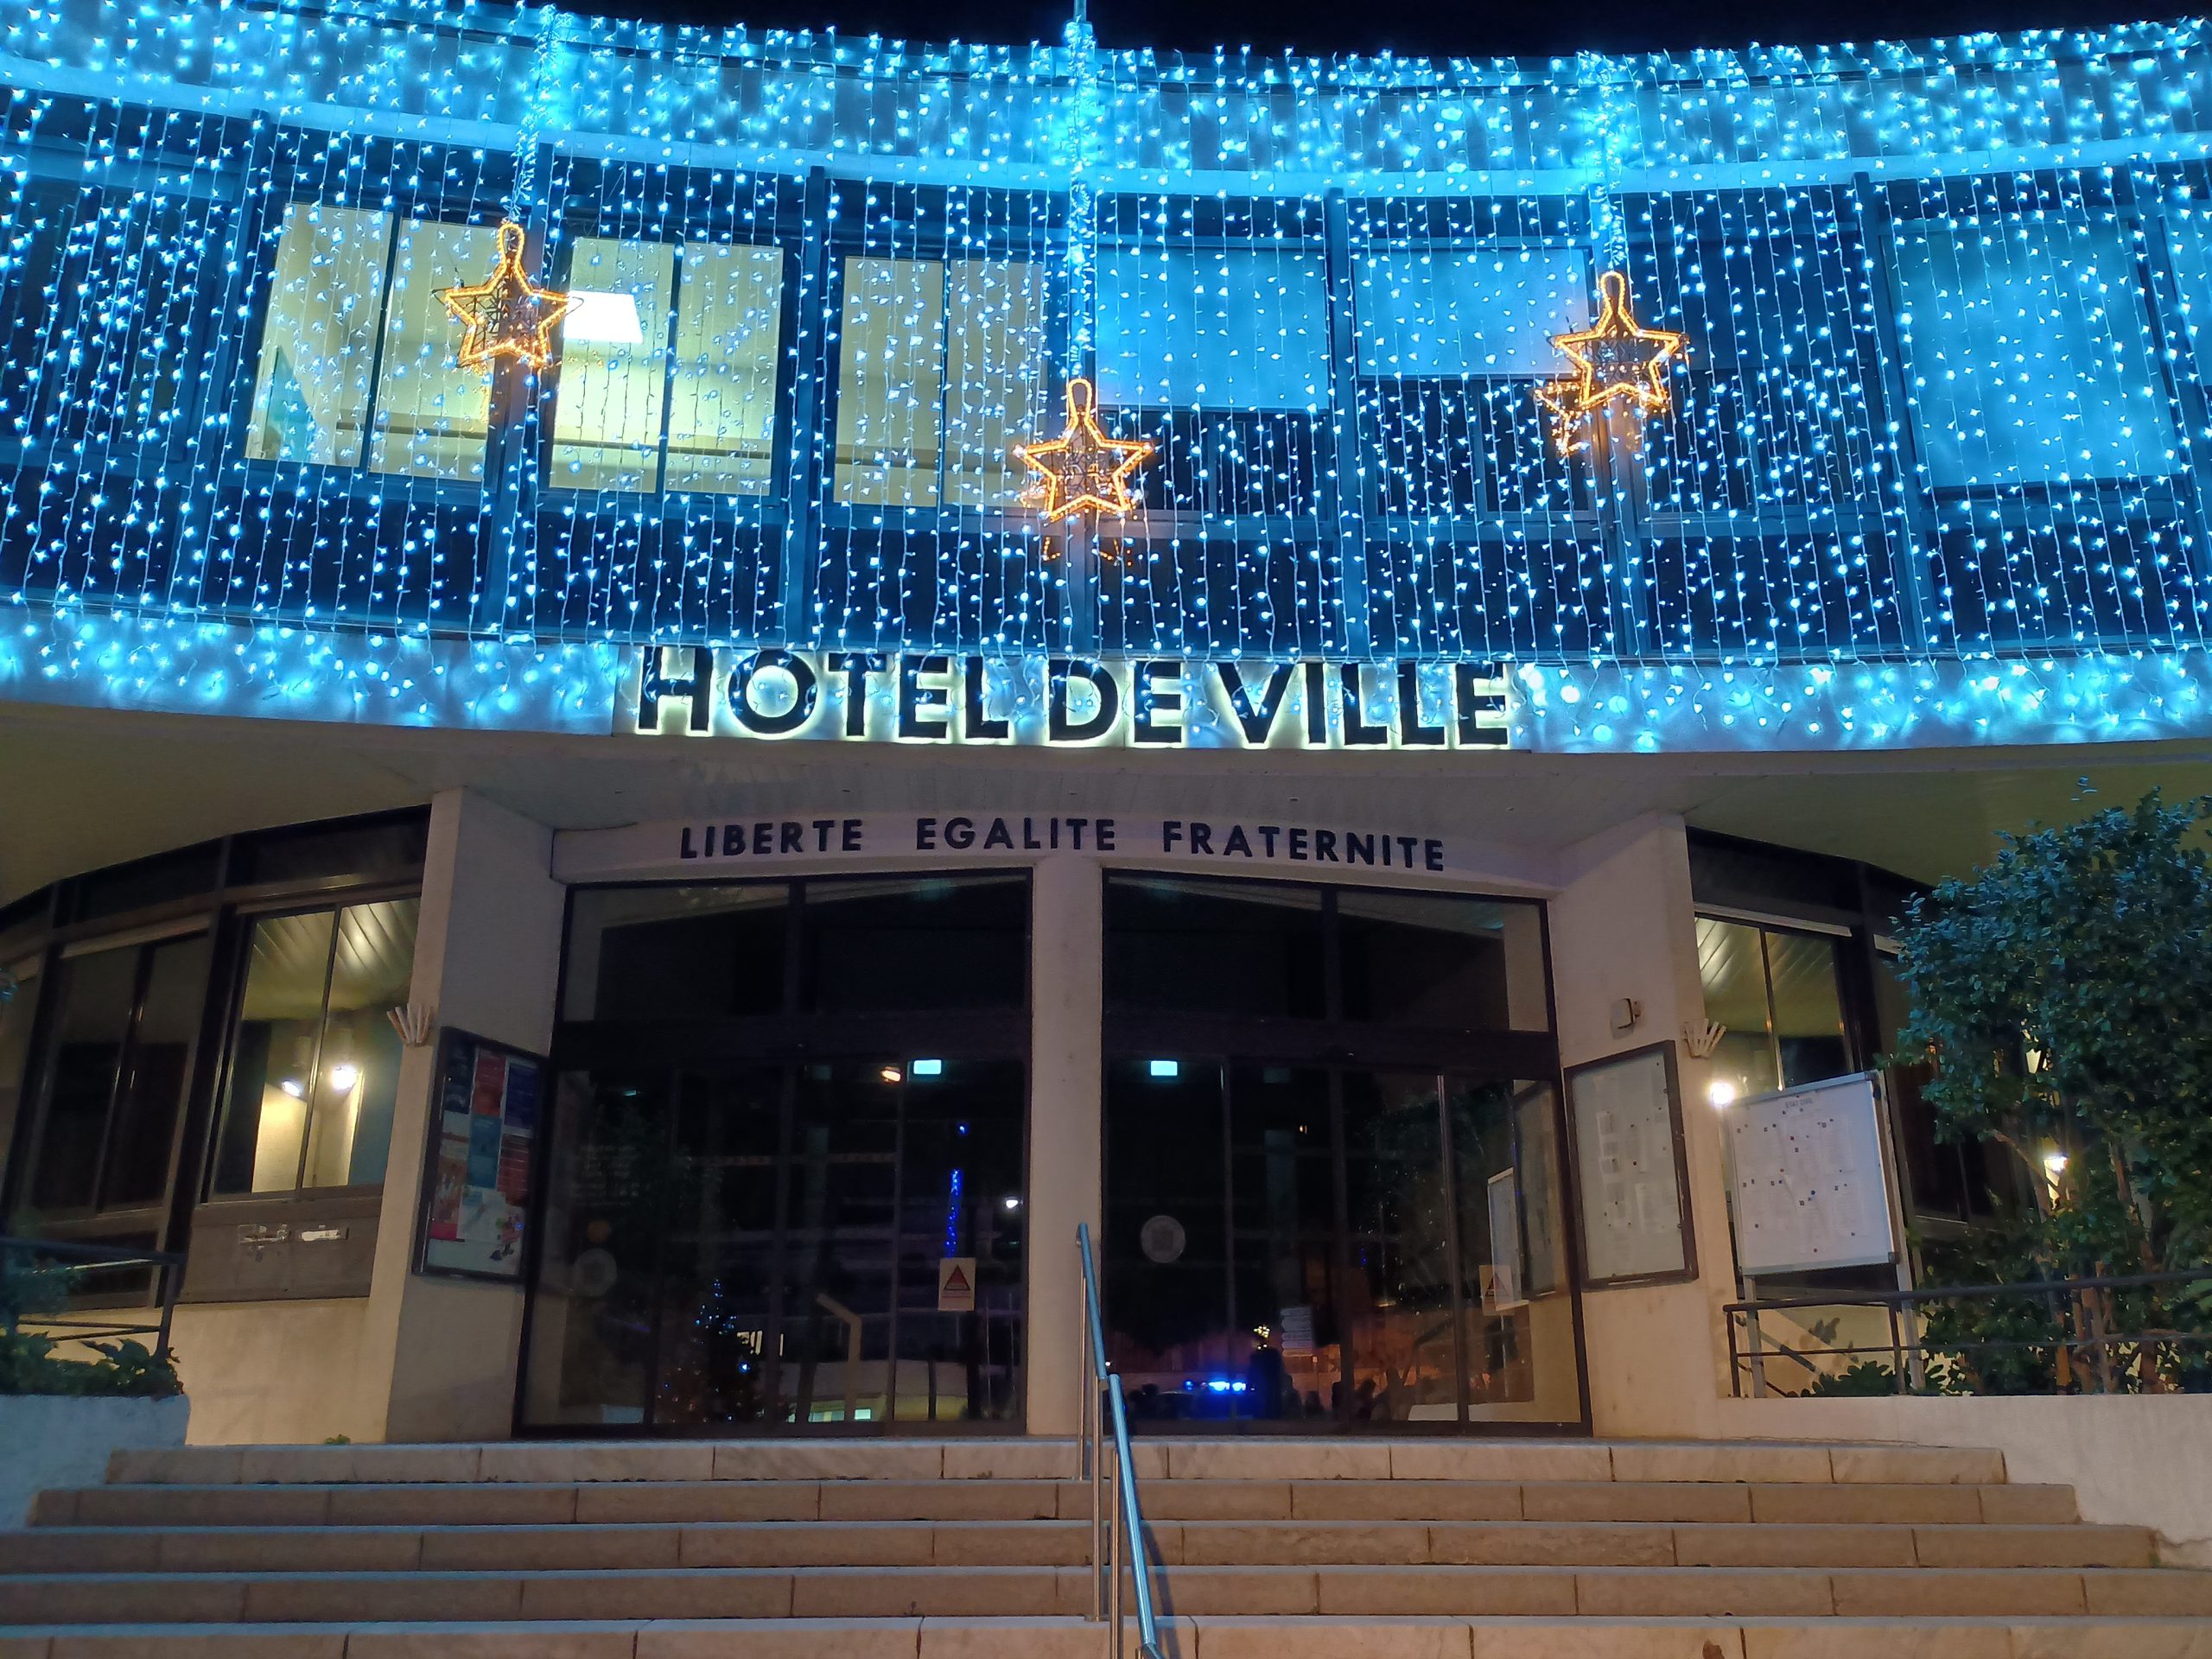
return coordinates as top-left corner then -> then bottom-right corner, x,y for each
415,1028 -> 544,1283
1726,1071 -> 1899,1276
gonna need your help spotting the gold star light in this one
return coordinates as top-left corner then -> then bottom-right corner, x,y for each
1015,377 -> 1155,521
1535,270 -> 1688,454
435,220 -> 579,372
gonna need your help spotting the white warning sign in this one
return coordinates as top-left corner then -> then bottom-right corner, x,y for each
938,1255 -> 977,1313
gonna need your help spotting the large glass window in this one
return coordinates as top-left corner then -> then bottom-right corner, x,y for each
210,899 -> 417,1196
550,237 -> 676,493
245,204 -> 393,467
665,242 -> 785,494
563,874 -> 1027,1023
526,872 -> 1033,1432
831,255 -> 1046,508
1353,248 -> 1586,379
1101,872 -> 1575,1432
20,932 -> 211,1226
245,207 -> 499,483
1893,219 -> 2178,488
1096,246 -> 1331,411
1696,916 -> 1852,1104
1106,875 -> 1547,1031
547,235 -> 790,496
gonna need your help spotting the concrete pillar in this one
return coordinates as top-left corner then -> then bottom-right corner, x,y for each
357,789 -> 565,1441
1548,812 -> 1734,1439
1023,851 -> 1103,1436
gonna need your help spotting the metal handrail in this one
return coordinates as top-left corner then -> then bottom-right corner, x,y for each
1077,1223 -> 1165,1659
1726,1267 -> 2212,1397
0,1235 -> 186,1357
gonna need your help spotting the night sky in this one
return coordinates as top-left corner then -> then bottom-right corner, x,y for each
586,0 -> 2181,60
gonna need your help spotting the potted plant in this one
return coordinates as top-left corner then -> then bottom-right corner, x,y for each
0,1252 -> 189,1525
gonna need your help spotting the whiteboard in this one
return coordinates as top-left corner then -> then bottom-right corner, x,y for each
1726,1072 -> 1898,1276
1567,1046 -> 1690,1284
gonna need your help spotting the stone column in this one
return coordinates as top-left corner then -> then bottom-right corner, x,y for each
356,789 -> 566,1441
1023,851 -> 1104,1436
1549,811 -> 1735,1439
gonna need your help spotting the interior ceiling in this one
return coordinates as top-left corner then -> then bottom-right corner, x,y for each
4,701 -> 2210,903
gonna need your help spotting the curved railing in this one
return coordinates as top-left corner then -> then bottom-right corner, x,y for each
1077,1222 -> 1166,1659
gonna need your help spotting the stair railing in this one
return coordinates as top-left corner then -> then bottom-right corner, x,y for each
1077,1222 -> 1166,1659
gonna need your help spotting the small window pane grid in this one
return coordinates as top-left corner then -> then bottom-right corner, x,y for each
5,86 -> 2212,665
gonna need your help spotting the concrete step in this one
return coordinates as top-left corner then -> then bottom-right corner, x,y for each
0,1520 -> 2158,1574
3,1618 -> 2212,1659
99,1440 -> 2013,1491
27,1479 -> 2082,1529
5,1563 -> 2212,1624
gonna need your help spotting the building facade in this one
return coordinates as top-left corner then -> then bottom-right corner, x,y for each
1,0 -> 2209,1443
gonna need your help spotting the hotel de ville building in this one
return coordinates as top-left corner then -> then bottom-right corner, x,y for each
3,7 -> 2212,1638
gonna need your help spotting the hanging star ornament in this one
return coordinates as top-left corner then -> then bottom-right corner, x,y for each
1015,377 -> 1155,521
1535,270 -> 1688,454
435,220 -> 579,372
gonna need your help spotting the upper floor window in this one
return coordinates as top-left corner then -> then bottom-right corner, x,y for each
831,254 -> 1046,509
1092,241 -> 1332,519
1892,219 -> 2180,489
246,204 -> 499,482
550,236 -> 785,496
1350,242 -> 1591,518
208,899 -> 419,1196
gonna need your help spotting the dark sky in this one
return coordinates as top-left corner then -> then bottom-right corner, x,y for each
589,0 -> 2177,60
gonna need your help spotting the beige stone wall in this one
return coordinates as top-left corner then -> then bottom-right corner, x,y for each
1547,813 -> 1738,1436
355,788 -> 566,1442
1716,1393 -> 2212,1566
171,1300 -> 380,1446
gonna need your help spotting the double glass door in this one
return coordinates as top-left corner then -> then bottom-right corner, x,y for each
523,1055 -> 1026,1431
1103,1059 -> 1578,1428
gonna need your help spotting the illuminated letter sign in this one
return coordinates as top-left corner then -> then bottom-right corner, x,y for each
624,648 -> 1511,753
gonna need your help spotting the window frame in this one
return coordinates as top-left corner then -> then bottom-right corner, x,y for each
9,919 -> 215,1248
539,227 -> 800,512
200,884 -> 424,1205
817,194 -> 1058,531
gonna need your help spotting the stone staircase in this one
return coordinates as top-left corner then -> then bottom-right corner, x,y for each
3,1437 -> 2210,1656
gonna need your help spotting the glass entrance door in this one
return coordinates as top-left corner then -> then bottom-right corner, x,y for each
1103,1059 -> 1577,1428
524,1055 -> 1026,1431
1100,870 -> 1581,1432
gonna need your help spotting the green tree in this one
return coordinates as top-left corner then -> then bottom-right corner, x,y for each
1892,790 -> 2212,1390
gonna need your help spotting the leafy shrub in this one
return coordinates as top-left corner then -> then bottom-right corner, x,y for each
1808,1361 -> 1904,1397
0,1255 -> 181,1399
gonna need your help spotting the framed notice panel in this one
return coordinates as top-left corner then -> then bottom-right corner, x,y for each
1564,1042 -> 1695,1289
415,1028 -> 544,1283
1726,1071 -> 1900,1277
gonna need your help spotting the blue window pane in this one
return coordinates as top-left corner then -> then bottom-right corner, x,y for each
1894,221 -> 2178,488
1353,248 -> 1589,378
1096,248 -> 1330,411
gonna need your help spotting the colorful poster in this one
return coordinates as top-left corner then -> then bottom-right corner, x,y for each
418,1031 -> 544,1282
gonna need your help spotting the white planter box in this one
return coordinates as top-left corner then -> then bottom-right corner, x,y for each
0,1394 -> 191,1525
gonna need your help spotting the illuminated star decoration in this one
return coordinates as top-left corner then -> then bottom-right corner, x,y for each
1535,270 -> 1688,454
1015,377 -> 1155,521
435,220 -> 579,372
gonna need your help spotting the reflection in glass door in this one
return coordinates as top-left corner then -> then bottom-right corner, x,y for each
524,1056 -> 1025,1431
1105,1059 -> 1577,1428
